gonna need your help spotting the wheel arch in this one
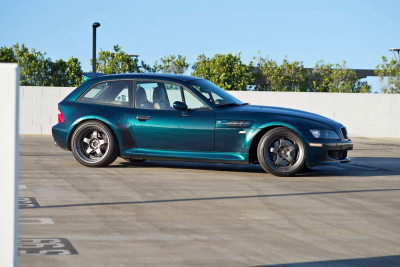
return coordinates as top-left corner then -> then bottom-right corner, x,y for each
248,123 -> 306,164
67,116 -> 122,151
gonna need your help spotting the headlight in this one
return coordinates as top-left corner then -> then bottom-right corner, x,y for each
310,129 -> 340,139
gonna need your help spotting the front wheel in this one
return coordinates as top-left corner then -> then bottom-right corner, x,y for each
71,120 -> 119,167
257,127 -> 306,177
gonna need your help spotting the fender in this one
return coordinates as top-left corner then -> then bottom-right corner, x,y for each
256,122 -> 307,142
67,116 -> 125,148
245,122 -> 309,164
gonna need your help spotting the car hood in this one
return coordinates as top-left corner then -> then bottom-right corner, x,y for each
218,105 -> 343,129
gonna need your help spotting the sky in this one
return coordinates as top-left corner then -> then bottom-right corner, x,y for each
1,0 -> 400,92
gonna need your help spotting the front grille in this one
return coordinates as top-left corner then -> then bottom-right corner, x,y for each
328,150 -> 348,160
341,127 -> 348,140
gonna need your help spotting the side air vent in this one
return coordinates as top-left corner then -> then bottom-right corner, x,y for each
216,120 -> 255,128
341,127 -> 348,140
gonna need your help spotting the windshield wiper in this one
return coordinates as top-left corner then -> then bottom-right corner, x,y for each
241,103 -> 250,105
217,103 -> 241,108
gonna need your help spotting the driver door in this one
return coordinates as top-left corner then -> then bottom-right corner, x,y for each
131,80 -> 215,151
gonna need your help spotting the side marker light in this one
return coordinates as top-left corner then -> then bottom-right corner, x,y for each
309,143 -> 323,147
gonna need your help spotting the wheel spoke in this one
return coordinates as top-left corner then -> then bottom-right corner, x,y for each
99,139 -> 108,145
274,156 -> 283,166
287,144 -> 297,152
95,148 -> 102,156
279,138 -> 286,148
86,147 -> 94,155
286,155 -> 295,165
91,130 -> 98,139
269,147 -> 278,153
83,138 -> 91,144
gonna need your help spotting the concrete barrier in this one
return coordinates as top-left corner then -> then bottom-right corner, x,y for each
0,63 -> 20,267
229,91 -> 400,139
19,86 -> 73,134
19,86 -> 400,138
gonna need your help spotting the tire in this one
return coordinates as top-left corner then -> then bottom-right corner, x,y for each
257,127 -> 306,177
71,120 -> 119,167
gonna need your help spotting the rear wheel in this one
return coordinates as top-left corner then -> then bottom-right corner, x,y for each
257,127 -> 305,177
71,121 -> 119,167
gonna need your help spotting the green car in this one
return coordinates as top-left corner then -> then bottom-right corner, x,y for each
52,73 -> 353,177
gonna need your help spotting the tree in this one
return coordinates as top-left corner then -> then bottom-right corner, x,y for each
191,52 -> 254,90
0,43 -> 84,86
252,53 -> 308,91
0,43 -> 374,92
0,45 -> 16,62
155,54 -> 189,74
252,54 -> 371,93
310,61 -> 371,93
12,43 -> 52,86
49,57 -> 83,87
92,45 -> 156,74
375,55 -> 400,94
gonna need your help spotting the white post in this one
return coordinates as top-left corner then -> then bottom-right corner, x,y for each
0,63 -> 20,267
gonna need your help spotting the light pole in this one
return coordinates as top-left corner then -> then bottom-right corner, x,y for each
389,48 -> 400,64
92,22 -> 100,73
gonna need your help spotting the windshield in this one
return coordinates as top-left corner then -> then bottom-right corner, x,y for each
188,79 -> 244,107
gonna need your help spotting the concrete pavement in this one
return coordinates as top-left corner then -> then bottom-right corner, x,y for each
18,136 -> 400,266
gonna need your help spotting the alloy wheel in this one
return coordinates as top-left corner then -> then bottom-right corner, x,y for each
264,136 -> 303,172
74,128 -> 110,163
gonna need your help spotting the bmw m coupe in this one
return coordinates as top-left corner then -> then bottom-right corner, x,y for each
52,73 -> 353,177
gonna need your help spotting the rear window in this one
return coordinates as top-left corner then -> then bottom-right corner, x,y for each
79,80 -> 132,106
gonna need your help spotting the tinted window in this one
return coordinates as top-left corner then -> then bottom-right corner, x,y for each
136,81 -> 171,109
136,80 -> 210,110
80,80 -> 132,106
183,89 -> 209,110
188,79 -> 243,107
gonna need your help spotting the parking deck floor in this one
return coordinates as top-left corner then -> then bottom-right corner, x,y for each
18,136 -> 400,266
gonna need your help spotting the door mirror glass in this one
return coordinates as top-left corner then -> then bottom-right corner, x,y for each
173,101 -> 188,111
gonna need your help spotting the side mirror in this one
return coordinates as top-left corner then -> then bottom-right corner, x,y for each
173,101 -> 188,111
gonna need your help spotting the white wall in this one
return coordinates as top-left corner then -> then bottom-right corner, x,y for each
0,63 -> 19,267
230,91 -> 400,139
19,86 -> 73,134
19,87 -> 400,138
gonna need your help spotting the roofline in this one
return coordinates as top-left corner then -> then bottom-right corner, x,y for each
88,73 -> 201,82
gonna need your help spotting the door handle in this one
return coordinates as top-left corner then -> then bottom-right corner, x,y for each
136,115 -> 150,122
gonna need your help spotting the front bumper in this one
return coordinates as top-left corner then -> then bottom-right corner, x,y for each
305,140 -> 353,167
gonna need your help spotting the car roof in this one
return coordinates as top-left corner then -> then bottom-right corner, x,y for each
90,73 -> 202,83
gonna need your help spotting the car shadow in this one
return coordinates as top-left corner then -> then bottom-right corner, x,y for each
108,157 -> 400,177
111,160 -> 266,173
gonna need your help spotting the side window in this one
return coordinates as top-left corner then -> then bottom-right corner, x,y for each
183,89 -> 209,110
135,81 -> 210,110
164,83 -> 182,106
136,81 -> 183,110
135,82 -> 157,109
80,80 -> 132,106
